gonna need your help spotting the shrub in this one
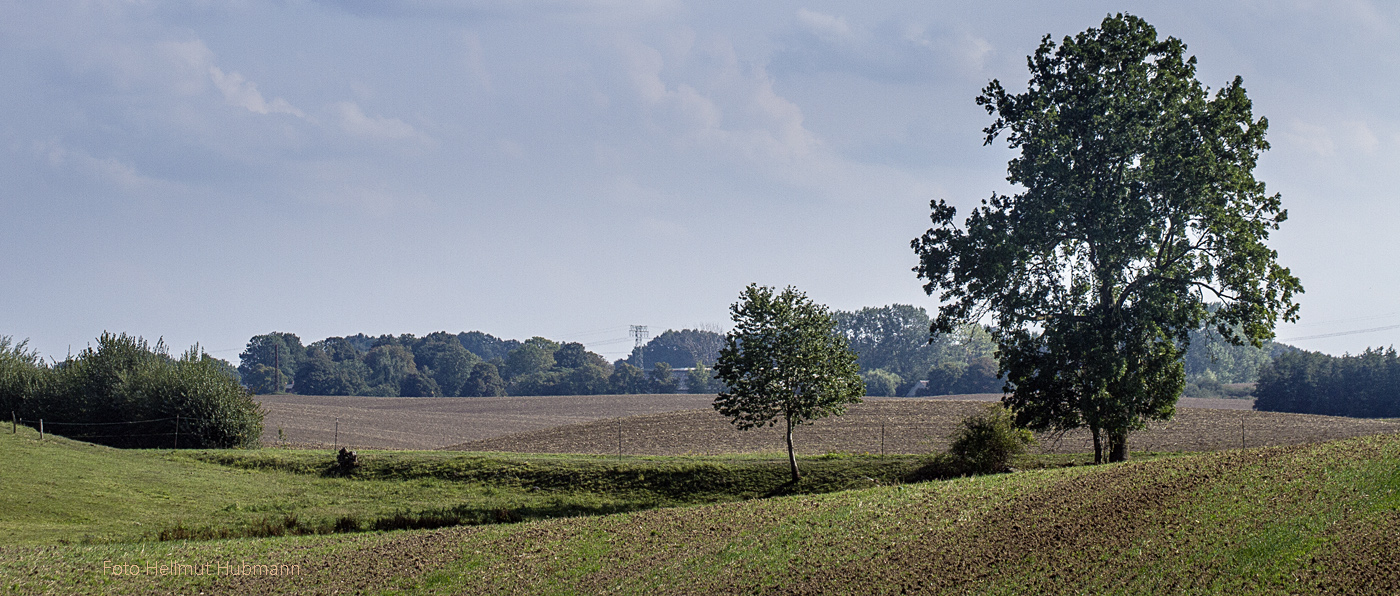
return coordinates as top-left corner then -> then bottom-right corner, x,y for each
862,369 -> 902,397
947,404 -> 1034,473
0,336 -> 43,418
18,333 -> 263,448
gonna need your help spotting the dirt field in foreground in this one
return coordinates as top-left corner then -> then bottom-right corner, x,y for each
447,398 -> 1400,456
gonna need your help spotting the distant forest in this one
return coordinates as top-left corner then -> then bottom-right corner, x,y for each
234,304 -> 1286,399
1254,347 -> 1400,417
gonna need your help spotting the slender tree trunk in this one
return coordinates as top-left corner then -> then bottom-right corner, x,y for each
1108,432 -> 1129,462
1091,424 -> 1103,465
786,416 -> 799,483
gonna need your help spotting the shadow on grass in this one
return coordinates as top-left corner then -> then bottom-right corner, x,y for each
152,501 -> 655,542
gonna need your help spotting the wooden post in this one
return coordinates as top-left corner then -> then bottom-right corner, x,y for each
881,422 -> 886,458
1241,414 -> 1246,450
334,421 -> 338,452
174,415 -> 180,449
11,411 -> 14,434
617,419 -> 622,461
39,419 -> 43,440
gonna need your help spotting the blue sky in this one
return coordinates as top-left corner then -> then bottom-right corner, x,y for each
2,0 -> 1396,362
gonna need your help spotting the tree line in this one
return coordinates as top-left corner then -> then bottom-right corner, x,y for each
1254,347 -> 1400,417
0,334 -> 262,448
236,306 -> 1280,400
237,329 -> 726,398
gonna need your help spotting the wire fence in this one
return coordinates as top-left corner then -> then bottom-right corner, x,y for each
10,412 -> 211,448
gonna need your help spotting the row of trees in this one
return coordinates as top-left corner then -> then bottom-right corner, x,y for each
237,330 -> 723,398
1254,348 -> 1400,418
0,334 -> 262,448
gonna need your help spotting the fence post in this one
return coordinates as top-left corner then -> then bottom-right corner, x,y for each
174,415 -> 180,449
10,411 -> 14,434
617,418 -> 622,461
334,421 -> 338,452
39,419 -> 43,440
1241,414 -> 1246,450
881,422 -> 886,458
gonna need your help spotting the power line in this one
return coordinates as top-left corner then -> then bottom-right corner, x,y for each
1282,323 -> 1400,342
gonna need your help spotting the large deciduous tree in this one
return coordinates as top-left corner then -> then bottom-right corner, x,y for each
714,284 -> 864,482
912,14 -> 1301,463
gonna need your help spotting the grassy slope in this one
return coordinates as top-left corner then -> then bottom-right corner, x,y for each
9,435 -> 1399,595
0,425 -> 925,545
5,427 -> 1398,594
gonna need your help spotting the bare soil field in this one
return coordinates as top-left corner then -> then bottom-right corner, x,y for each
256,393 -> 714,449
259,392 -> 1385,455
448,398 -> 1400,456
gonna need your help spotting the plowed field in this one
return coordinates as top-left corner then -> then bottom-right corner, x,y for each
260,393 -> 1399,456
449,399 -> 1399,456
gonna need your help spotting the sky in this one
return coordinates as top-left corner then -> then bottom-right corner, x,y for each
1,0 -> 1397,364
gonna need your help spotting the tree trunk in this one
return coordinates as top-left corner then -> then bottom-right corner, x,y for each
1108,432 -> 1129,462
786,417 -> 800,483
1091,424 -> 1103,465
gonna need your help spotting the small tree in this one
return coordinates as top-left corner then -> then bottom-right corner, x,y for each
714,284 -> 864,483
947,405 -> 1035,474
862,368 -> 901,397
649,362 -> 678,394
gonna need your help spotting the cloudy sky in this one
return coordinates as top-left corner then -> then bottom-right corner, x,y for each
2,0 -> 1396,363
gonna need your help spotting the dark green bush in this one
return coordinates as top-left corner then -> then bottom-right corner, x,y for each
947,404 -> 1034,473
14,333 -> 263,448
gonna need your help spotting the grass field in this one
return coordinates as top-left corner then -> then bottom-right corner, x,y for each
0,424 -> 933,546
5,430 -> 1398,594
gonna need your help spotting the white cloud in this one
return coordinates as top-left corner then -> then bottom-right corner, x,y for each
796,8 -> 852,42
1282,119 -> 1382,157
33,138 -> 182,195
622,38 -> 819,162
334,101 -> 430,143
209,66 -> 306,117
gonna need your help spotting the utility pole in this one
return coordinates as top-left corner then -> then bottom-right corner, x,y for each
273,342 -> 282,394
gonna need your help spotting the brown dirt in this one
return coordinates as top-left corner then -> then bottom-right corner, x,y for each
448,398 -> 1400,456
255,393 -> 714,449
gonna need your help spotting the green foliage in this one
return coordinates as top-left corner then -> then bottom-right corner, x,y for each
913,14 -> 1301,462
1183,325 -> 1275,388
685,362 -> 716,394
293,352 -> 369,396
502,339 -> 557,381
0,336 -> 43,418
457,331 -> 521,362
1255,347 -> 1400,417
363,344 -> 417,393
624,328 -> 725,369
714,284 -> 864,482
608,362 -> 647,394
462,362 -> 507,397
861,368 -> 901,397
411,334 -> 480,396
649,362 -> 678,394
947,405 -> 1035,474
833,304 -> 938,386
398,371 -> 441,397
15,333 -> 262,448
236,332 -> 304,393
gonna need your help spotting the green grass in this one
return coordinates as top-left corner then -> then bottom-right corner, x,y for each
7,423 -> 1397,594
0,425 -> 934,545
